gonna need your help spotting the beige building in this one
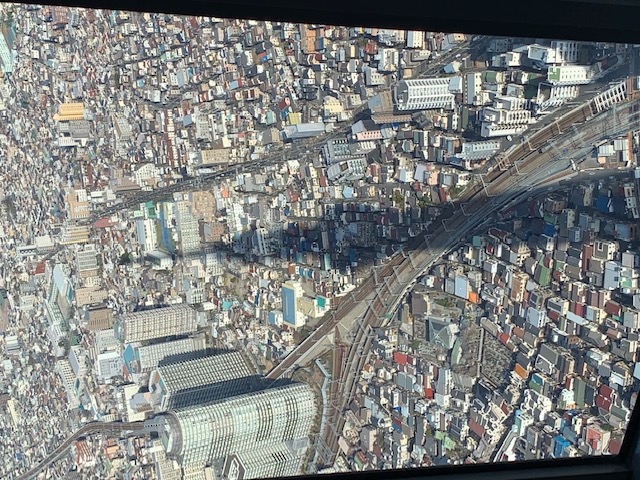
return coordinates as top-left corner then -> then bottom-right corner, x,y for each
60,225 -> 91,245
85,308 -> 115,331
65,192 -> 91,221
53,102 -> 84,121
190,191 -> 216,223
75,287 -> 108,307
200,148 -> 231,165
115,305 -> 198,343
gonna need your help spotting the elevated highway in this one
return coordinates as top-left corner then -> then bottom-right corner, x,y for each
14,421 -> 145,480
80,41 -> 475,225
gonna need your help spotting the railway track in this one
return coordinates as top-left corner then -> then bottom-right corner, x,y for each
317,96 -> 640,466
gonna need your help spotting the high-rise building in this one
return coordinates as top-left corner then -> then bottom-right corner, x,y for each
0,24 -> 15,74
220,443 -> 309,480
122,335 -> 207,377
282,280 -> 304,328
59,224 -> 91,245
96,351 -> 124,382
148,352 -> 255,412
149,383 -> 316,476
175,199 -> 201,256
53,102 -> 85,121
406,30 -> 425,49
76,244 -> 99,277
115,305 -> 198,344
393,78 -> 455,111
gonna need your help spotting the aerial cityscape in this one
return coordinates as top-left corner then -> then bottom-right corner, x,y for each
0,2 -> 639,479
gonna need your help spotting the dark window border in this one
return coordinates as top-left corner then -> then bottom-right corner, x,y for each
16,0 -> 640,44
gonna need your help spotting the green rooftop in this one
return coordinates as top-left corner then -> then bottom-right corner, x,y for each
547,66 -> 561,83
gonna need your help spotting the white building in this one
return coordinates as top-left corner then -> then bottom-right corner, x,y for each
146,250 -> 174,270
551,40 -> 582,64
55,359 -> 80,408
464,72 -> 482,105
283,122 -> 326,140
133,163 -> 158,187
547,65 -> 593,85
97,351 -> 124,382
327,158 -> 367,183
491,51 -> 524,68
538,85 -> 581,111
115,305 -> 198,344
527,41 -> 583,65
76,244 -> 99,273
148,352 -> 254,412
378,48 -> 399,72
406,31 -> 425,49
204,251 -> 224,277
175,200 -> 200,256
126,336 -> 207,376
0,26 -> 15,73
527,44 -> 557,64
252,227 -> 278,258
483,107 -> 532,125
282,280 -> 305,328
136,218 -> 158,253
154,382 -> 316,472
394,79 -> 455,111
459,140 -> 502,161
69,345 -> 88,378
364,66 -> 386,87
481,107 -> 534,138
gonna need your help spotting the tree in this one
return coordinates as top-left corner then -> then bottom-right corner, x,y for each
118,251 -> 132,265
392,190 -> 405,206
57,338 -> 70,352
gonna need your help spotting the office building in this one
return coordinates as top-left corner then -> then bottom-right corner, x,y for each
151,382 -> 316,473
458,140 -> 502,161
76,244 -> 99,277
250,227 -> 276,258
146,250 -> 174,270
53,102 -> 85,121
60,224 -> 91,245
75,287 -> 108,307
115,305 -> 198,344
148,351 -> 255,411
393,78 -> 455,111
0,24 -> 15,73
283,122 -> 326,140
51,263 -> 74,321
175,199 -> 201,256
221,443 -> 308,480
547,65 -> 593,85
282,280 -> 305,328
123,335 -> 207,377
97,351 -> 124,382
327,158 -> 367,183
406,30 -> 425,49
136,218 -> 159,253
84,308 -> 115,331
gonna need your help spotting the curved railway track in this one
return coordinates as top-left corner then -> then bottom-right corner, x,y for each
313,96 -> 640,464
